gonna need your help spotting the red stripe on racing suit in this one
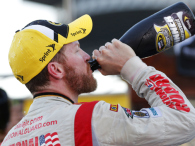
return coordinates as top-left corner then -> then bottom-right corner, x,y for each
74,101 -> 99,146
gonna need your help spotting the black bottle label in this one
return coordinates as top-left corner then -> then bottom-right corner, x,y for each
154,11 -> 194,53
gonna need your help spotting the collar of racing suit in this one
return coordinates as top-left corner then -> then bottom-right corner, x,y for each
33,92 -> 74,104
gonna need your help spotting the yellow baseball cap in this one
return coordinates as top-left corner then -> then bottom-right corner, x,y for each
8,14 -> 93,84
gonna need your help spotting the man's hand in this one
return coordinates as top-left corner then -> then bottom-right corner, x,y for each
92,39 -> 136,75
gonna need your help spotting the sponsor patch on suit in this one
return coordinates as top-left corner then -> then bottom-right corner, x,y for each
142,107 -> 162,118
132,110 -> 150,118
110,104 -> 118,112
122,107 -> 133,119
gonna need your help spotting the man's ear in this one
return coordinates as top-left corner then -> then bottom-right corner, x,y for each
47,62 -> 64,79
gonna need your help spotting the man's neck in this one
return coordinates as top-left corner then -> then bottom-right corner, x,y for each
33,86 -> 79,103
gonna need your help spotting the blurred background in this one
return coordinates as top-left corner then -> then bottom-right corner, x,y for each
1,0 -> 195,145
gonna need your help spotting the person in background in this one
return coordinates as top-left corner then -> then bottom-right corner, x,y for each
0,88 -> 10,143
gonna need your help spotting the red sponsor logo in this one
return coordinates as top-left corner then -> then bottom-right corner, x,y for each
2,120 -> 57,144
8,132 -> 61,146
14,116 -> 43,130
145,74 -> 190,112
110,104 -> 118,112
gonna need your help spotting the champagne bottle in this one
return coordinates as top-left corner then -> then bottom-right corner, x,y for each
89,2 -> 195,71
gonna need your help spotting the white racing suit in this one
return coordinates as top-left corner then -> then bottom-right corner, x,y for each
1,56 -> 195,146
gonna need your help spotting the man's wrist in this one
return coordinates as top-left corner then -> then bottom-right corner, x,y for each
120,56 -> 147,84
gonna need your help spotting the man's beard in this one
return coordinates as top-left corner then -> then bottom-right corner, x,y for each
63,64 -> 97,95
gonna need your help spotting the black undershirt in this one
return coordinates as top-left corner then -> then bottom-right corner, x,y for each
33,92 -> 74,104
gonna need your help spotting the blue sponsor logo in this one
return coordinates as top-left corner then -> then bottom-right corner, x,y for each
149,108 -> 158,116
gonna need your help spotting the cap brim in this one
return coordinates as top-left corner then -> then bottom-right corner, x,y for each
58,14 -> 93,44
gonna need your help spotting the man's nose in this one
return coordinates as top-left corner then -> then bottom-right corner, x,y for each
83,51 -> 91,61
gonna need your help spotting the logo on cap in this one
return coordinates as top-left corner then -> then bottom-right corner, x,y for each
71,28 -> 86,37
39,44 -> 56,62
16,75 -> 24,82
47,21 -> 62,26
47,44 -> 56,51
80,28 -> 86,34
